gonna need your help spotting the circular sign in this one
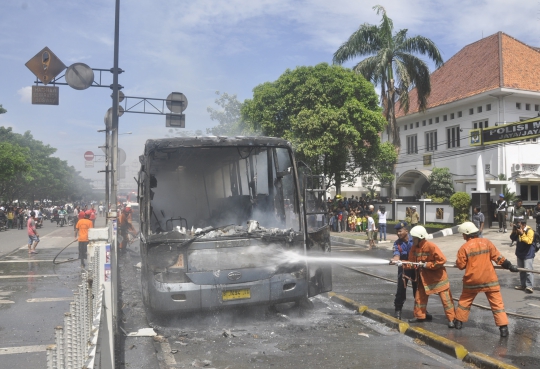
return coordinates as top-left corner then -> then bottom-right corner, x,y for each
118,148 -> 126,165
166,92 -> 188,113
104,106 -> 125,130
84,151 -> 95,161
65,63 -> 94,90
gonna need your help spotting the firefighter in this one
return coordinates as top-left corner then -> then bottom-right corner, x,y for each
389,221 -> 417,320
404,226 -> 456,328
454,222 -> 518,337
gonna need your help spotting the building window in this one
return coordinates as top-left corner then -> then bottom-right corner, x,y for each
435,117 -> 439,123
407,135 -> 418,154
487,104 -> 491,111
477,106 -> 482,113
520,185 -> 540,201
516,102 -> 521,109
519,117 -> 537,142
535,104 -> 539,111
404,124 -> 407,131
469,108 -> 474,115
422,120 -> 426,126
485,164 -> 490,174
473,120 -> 488,129
458,111 -> 462,118
450,113 -> 455,119
429,118 -> 433,125
526,103 -> 531,111
425,130 -> 438,152
533,185 -> 539,201
447,126 -> 460,148
443,115 -> 447,121
410,123 -> 413,129
521,185 -> 529,201
416,122 -> 419,128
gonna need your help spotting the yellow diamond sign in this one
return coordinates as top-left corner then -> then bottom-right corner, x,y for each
25,47 -> 66,85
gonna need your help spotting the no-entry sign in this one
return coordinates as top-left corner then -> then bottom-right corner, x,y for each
84,151 -> 95,161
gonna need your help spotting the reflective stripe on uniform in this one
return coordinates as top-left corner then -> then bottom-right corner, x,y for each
424,279 -> 449,292
414,252 -> 431,257
492,308 -> 506,314
463,280 -> 499,289
468,249 -> 489,257
457,304 -> 471,311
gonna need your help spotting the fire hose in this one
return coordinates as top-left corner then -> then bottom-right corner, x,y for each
53,239 -> 79,264
390,260 -> 540,275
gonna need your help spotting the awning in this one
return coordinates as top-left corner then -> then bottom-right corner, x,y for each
396,169 -> 431,187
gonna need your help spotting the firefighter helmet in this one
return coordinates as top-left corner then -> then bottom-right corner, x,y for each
410,225 -> 428,240
458,221 -> 479,235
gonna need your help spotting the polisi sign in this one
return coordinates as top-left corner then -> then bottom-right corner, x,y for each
470,117 -> 540,146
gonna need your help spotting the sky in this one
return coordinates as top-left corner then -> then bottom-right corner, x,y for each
1,0 -> 540,186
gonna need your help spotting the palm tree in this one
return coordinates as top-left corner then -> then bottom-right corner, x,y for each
333,5 -> 443,194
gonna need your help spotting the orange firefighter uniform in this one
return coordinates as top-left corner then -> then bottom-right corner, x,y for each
455,237 -> 509,327
406,239 -> 456,321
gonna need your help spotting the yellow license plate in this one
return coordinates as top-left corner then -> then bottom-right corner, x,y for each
222,288 -> 251,301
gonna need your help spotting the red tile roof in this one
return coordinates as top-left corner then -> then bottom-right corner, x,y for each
396,32 -> 540,118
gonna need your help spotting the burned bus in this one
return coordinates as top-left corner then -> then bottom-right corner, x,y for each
137,136 -> 331,312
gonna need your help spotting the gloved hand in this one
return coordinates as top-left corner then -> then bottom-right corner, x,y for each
396,260 -> 403,267
509,265 -> 519,273
417,262 -> 427,268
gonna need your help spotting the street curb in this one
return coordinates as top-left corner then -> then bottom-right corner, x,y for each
404,326 -> 468,360
464,352 -> 519,369
326,292 -> 518,369
428,225 -> 460,239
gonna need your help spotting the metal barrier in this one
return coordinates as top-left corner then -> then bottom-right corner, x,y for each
46,221 -> 117,369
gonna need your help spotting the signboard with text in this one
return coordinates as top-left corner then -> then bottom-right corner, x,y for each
31,86 -> 59,105
470,117 -> 540,146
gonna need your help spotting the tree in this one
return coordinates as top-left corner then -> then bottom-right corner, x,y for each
450,192 -> 471,224
206,92 -> 252,136
333,5 -> 443,194
242,63 -> 387,193
0,105 -> 6,114
426,167 -> 454,201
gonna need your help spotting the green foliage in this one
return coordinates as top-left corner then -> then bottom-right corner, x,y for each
502,186 -> 517,203
206,92 -> 253,136
0,127 -> 93,203
241,63 -> 387,191
0,105 -> 6,114
427,167 -> 454,201
423,194 -> 445,203
498,174 -> 507,180
449,192 -> 471,224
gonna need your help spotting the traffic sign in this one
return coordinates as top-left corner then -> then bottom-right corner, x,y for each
31,86 -> 59,105
25,47 -> 66,85
166,92 -> 188,113
84,151 -> 95,161
118,148 -> 126,165
65,63 -> 94,90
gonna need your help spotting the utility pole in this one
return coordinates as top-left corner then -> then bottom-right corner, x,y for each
110,0 -> 121,218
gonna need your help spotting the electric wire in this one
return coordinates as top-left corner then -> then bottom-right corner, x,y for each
336,263 -> 540,320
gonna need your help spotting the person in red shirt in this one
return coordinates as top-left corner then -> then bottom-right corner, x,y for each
89,206 -> 97,227
27,211 -> 40,254
75,212 -> 93,267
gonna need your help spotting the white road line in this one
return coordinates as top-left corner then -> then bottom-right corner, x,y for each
527,303 -> 540,308
0,275 -> 67,279
27,297 -> 72,303
0,260 -> 54,263
0,300 -> 14,304
0,345 -> 49,355
160,342 -> 177,366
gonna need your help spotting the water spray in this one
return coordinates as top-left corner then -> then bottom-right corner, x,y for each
279,250 -> 390,266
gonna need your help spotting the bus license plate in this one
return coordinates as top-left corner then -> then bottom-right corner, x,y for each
222,289 -> 251,301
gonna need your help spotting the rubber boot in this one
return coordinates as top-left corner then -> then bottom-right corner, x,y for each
454,319 -> 463,329
394,310 -> 402,320
499,325 -> 509,337
447,320 -> 455,328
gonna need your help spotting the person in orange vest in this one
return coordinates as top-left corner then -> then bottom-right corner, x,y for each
454,222 -> 518,337
75,211 -> 93,267
403,226 -> 456,328
119,206 -> 136,250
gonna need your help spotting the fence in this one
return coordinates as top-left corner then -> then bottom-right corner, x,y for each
46,221 -> 117,369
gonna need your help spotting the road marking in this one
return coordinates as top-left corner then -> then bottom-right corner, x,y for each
0,260 -> 54,263
160,342 -> 177,366
0,345 -> 49,355
0,300 -> 14,304
0,275 -> 68,279
27,297 -> 72,303
527,303 -> 540,308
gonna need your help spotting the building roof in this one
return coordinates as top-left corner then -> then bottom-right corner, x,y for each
396,32 -> 540,118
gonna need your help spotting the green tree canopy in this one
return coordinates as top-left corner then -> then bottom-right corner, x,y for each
333,5 -> 442,148
426,167 -> 454,201
0,105 -> 6,114
0,127 -> 93,203
241,63 -> 388,192
206,91 -> 252,136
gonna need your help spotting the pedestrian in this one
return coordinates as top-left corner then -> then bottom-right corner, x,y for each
511,199 -> 527,223
495,194 -> 508,233
534,201 -> 540,234
404,226 -> 456,328
27,211 -> 40,254
377,206 -> 387,241
17,207 -> 25,230
454,222 -> 518,337
366,211 -> 377,250
471,206 -> 485,238
510,219 -> 535,293
119,206 -> 136,250
6,207 -> 14,229
389,221 -> 417,320
75,211 -> 93,268
341,207 -> 348,233
89,206 -> 96,227
410,206 -> 420,226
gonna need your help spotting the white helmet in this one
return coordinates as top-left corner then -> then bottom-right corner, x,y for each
458,221 -> 479,235
410,225 -> 428,239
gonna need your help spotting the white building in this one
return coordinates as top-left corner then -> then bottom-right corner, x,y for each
382,32 -> 540,206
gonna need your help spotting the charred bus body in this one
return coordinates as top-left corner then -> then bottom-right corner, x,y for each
137,136 -> 331,312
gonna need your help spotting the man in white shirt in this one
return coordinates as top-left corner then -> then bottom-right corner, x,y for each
367,211 -> 377,250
